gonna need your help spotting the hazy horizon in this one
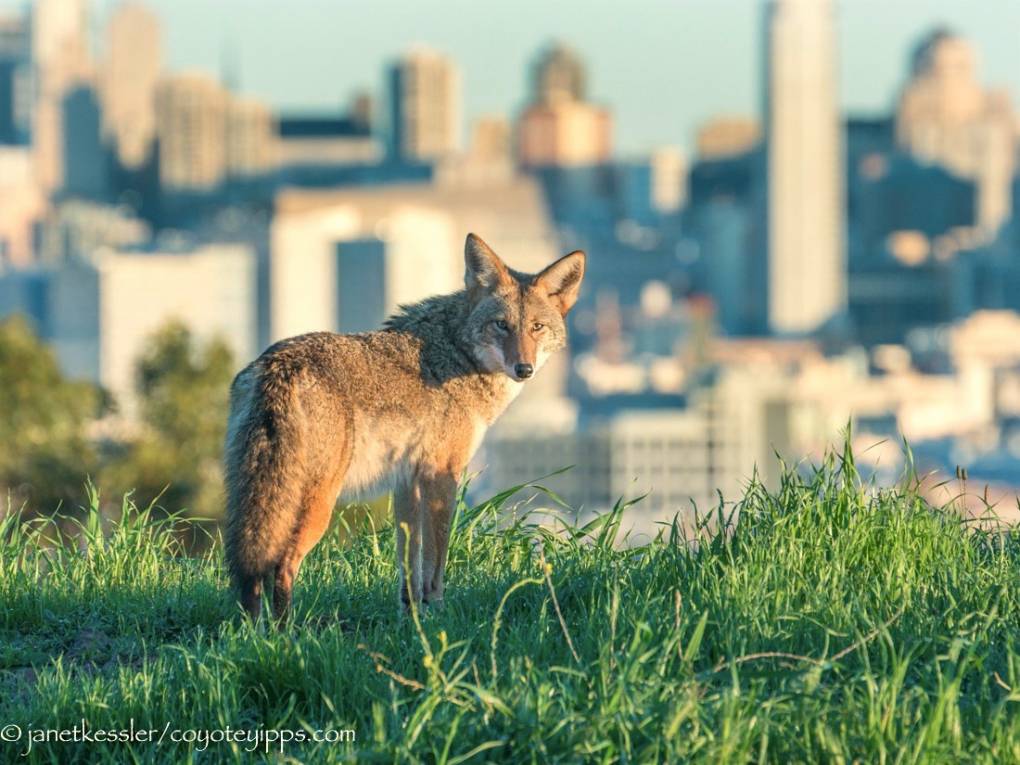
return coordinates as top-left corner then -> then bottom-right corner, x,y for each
2,0 -> 1019,154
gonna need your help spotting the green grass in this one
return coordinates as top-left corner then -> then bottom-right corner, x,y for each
3,447 -> 1020,763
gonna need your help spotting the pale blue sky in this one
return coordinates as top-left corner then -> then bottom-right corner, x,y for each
5,0 -> 1020,153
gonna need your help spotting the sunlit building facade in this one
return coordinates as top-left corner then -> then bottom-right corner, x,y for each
100,2 -> 161,170
155,73 -> 228,190
387,48 -> 461,162
765,0 -> 845,334
896,29 -> 1016,234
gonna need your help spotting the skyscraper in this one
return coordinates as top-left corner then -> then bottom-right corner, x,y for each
517,98 -> 612,168
0,14 -> 31,145
517,44 -> 612,168
532,43 -> 586,104
100,2 -> 161,170
649,147 -> 686,214
32,0 -> 92,193
49,243 -> 257,414
155,73 -> 228,190
470,115 -> 511,163
32,0 -> 89,75
765,0 -> 845,334
387,48 -> 461,162
896,29 -> 1015,234
61,84 -> 106,196
226,96 -> 274,178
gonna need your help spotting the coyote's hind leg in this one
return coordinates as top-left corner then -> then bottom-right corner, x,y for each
272,473 -> 344,624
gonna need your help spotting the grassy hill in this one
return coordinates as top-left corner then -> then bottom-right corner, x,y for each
2,447 -> 1020,763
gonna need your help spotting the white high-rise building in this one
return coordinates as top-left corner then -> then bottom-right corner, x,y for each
100,2 -> 161,170
765,0 -> 845,334
32,0 -> 89,74
225,96 -> 275,178
387,48 -> 461,162
649,147 -> 686,214
517,43 -> 613,169
32,0 -> 92,193
155,73 -> 228,190
0,146 -> 43,266
49,244 -> 257,414
270,202 -> 460,341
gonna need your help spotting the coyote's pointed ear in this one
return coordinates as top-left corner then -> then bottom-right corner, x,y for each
535,250 -> 586,316
465,233 -> 511,293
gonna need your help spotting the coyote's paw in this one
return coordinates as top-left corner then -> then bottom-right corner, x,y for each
423,596 -> 445,611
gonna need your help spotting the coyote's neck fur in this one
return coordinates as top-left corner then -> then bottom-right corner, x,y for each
383,290 -> 524,421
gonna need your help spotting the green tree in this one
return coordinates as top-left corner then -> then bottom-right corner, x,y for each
0,315 -> 100,514
104,321 -> 234,522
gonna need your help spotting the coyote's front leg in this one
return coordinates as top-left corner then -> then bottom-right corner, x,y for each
420,471 -> 457,606
394,481 -> 423,609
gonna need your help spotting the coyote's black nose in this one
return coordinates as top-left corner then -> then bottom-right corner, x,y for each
515,363 -> 534,379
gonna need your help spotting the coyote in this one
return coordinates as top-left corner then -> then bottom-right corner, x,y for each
224,234 -> 585,621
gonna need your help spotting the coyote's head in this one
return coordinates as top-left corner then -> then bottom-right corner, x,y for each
462,233 -> 586,382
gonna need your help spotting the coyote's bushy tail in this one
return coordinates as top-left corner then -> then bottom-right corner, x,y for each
223,362 -> 306,590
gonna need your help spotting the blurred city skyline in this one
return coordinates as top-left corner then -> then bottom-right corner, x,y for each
2,0 -> 1020,153
4,0 -> 1020,528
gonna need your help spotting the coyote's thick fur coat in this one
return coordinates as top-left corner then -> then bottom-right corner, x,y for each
224,234 -> 585,621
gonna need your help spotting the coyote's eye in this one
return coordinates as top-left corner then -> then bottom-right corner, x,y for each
531,322 -> 545,332
495,319 -> 509,331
